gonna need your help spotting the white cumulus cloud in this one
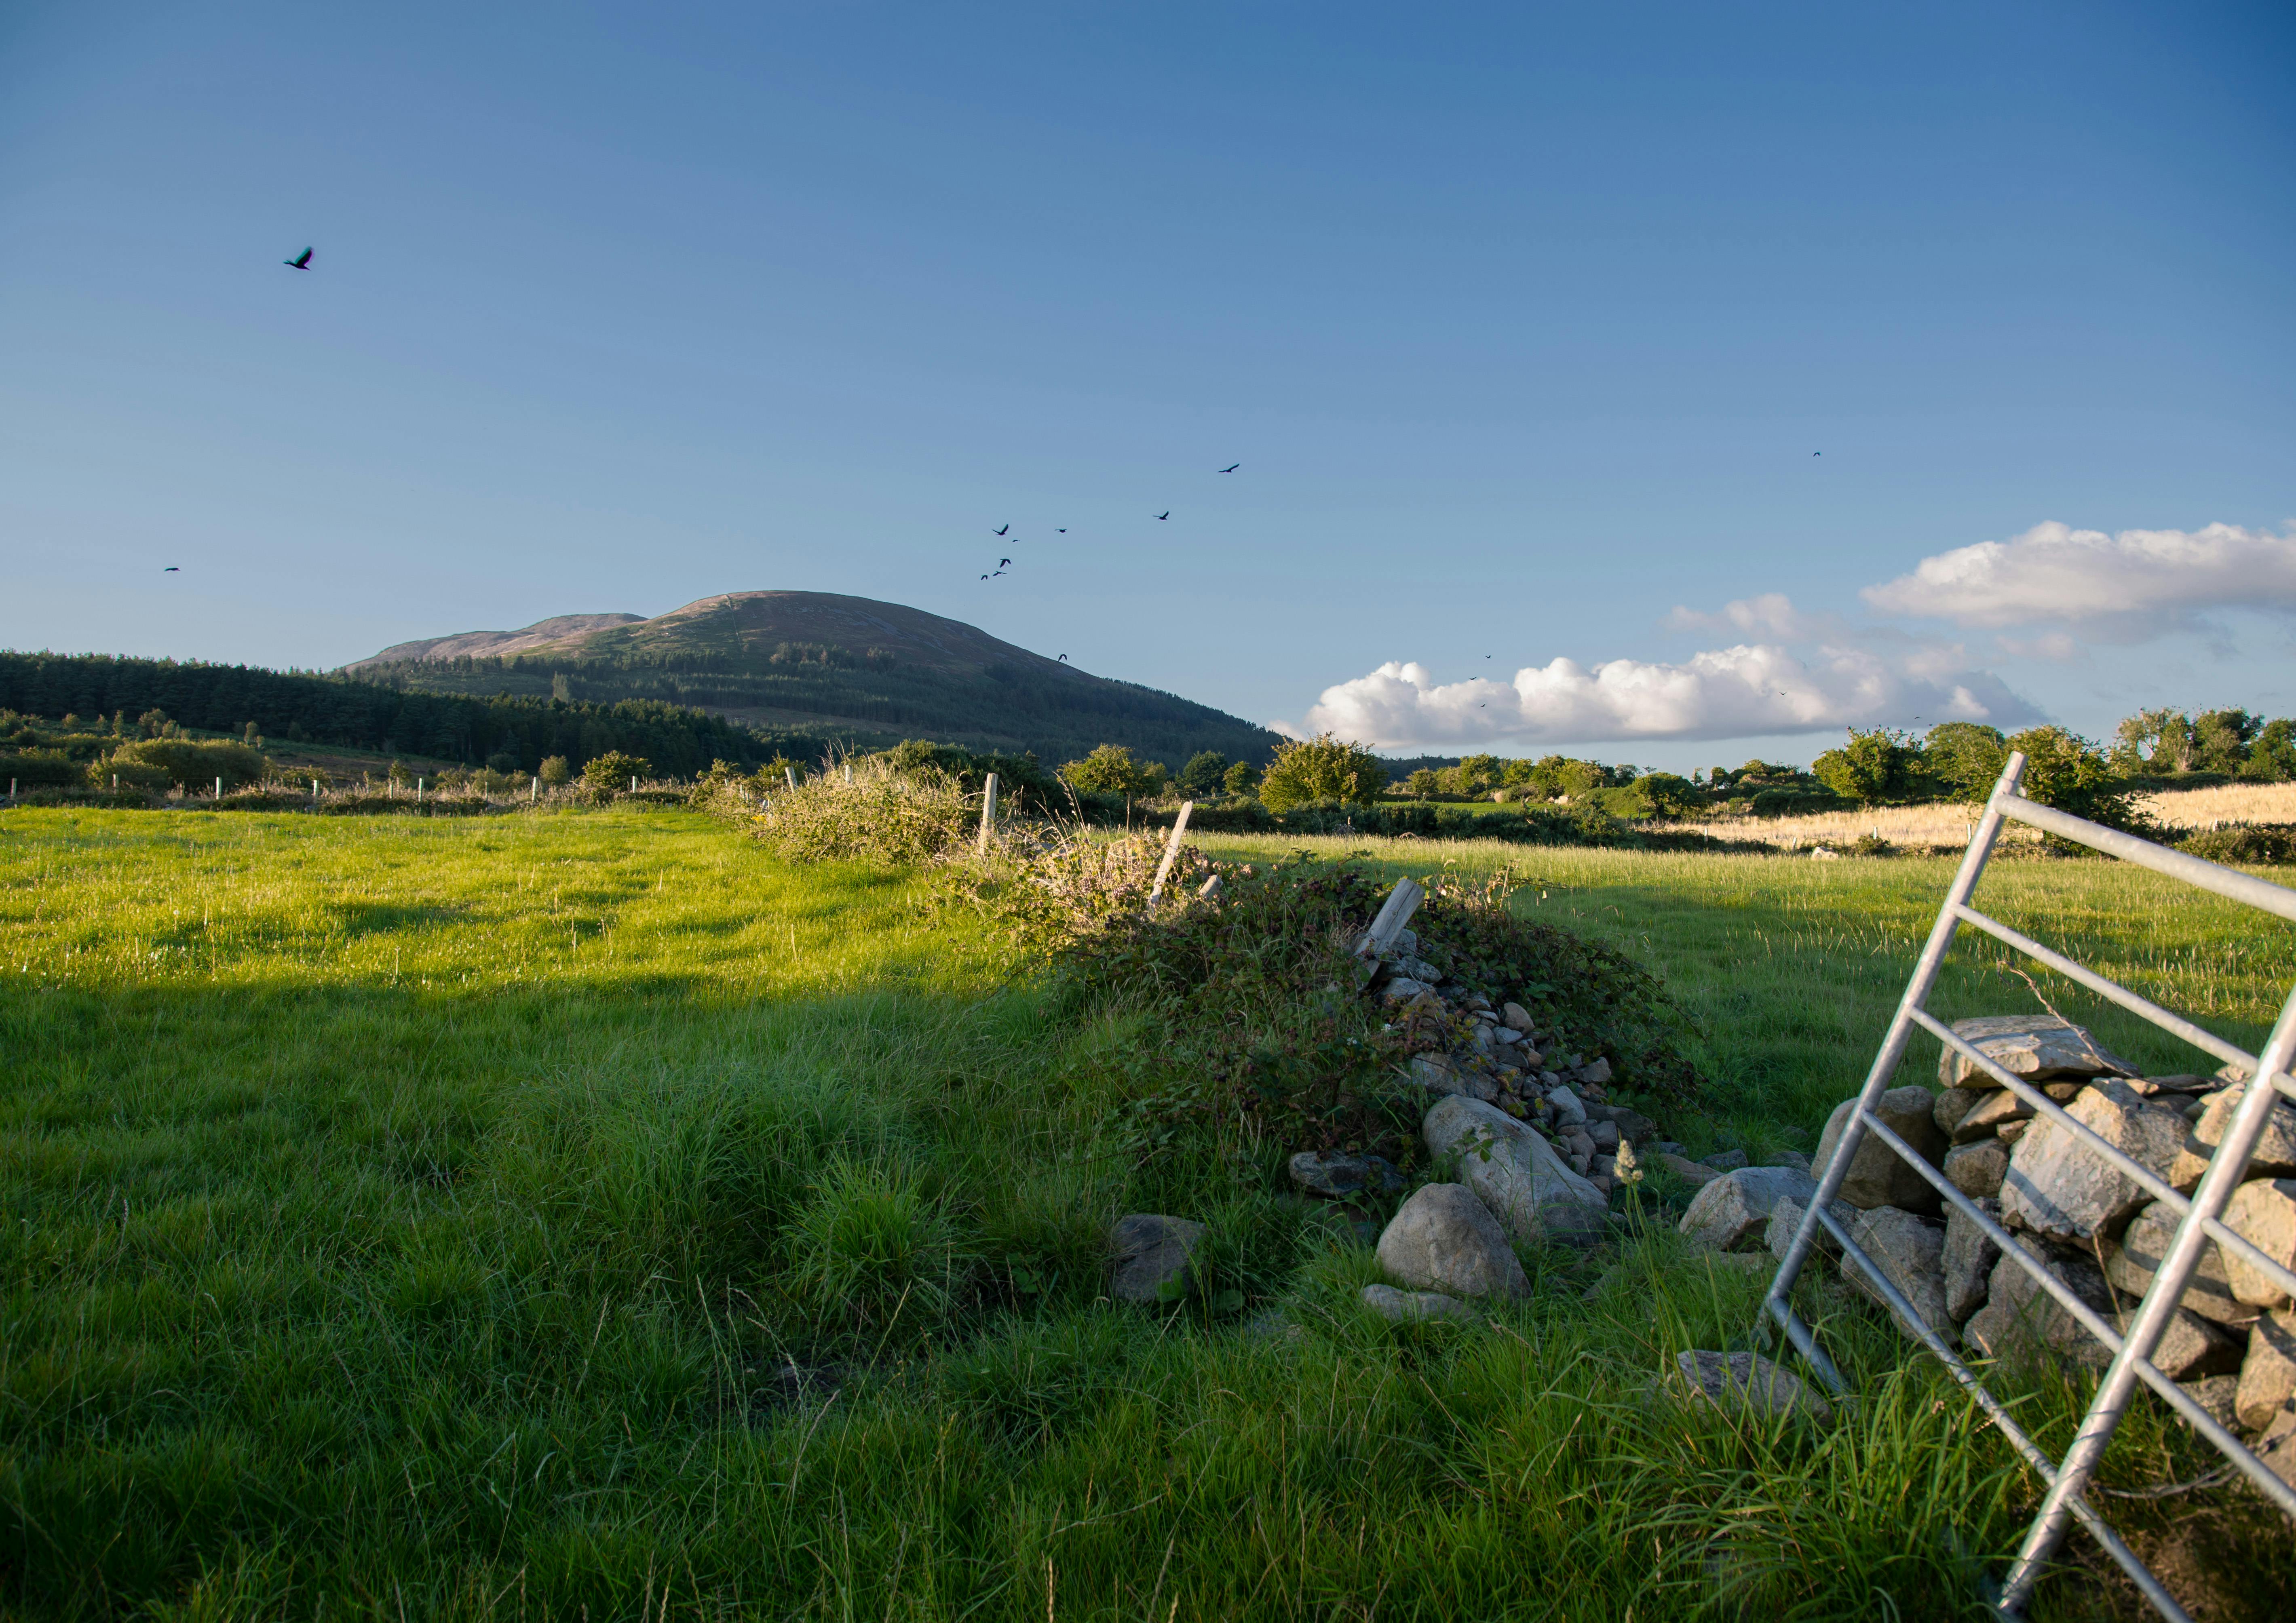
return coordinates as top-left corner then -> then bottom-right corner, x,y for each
1298,643 -> 2036,749
1861,520 -> 2296,640
1664,592 -> 1832,639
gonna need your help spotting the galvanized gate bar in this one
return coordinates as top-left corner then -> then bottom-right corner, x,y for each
1807,1204 -> 2193,1623
1997,793 -> 2296,921
1758,750 -> 2296,1618
1948,903 -> 2291,1091
1913,1008 -> 2296,1303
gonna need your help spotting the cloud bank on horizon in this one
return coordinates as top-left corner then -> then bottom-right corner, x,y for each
1283,519 -> 2291,749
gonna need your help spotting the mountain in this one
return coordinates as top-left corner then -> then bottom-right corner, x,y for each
355,614 -> 646,665
347,591 -> 1281,768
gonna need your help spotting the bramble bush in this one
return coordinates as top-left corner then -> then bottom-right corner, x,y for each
1257,732 -> 1387,812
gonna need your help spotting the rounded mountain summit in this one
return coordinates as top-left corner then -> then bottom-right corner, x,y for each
347,590 -> 1277,767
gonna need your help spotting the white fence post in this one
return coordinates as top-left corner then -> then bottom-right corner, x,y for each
786,766 -> 800,791
1147,801 -> 1195,905
977,772 -> 999,856
215,776 -> 223,799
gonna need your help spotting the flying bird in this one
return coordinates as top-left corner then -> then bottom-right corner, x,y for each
1056,528 -> 1066,533
284,248 -> 312,269
992,569 -> 1006,576
1218,464 -> 1239,473
1153,511 -> 1169,521
980,573 -> 990,580
998,557 -> 1011,568
1812,451 -> 1821,457
1057,654 -> 1068,662
163,566 -> 179,572
994,523 -> 1010,536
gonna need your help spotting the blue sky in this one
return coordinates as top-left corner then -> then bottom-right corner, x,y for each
5,1 -> 2293,769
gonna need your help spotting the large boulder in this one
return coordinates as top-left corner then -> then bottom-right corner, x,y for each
1963,1237 -> 2117,1371
2104,1198 -> 2250,1325
2168,1083 -> 2296,1190
1841,1206 -> 1954,1345
1109,1214 -> 1207,1304
1998,1079 -> 2187,1243
1669,1349 -> 1832,1423
1678,1166 -> 1818,1253
1813,1088 -> 1948,1212
1943,1198 -> 2003,1323
2221,1178 -> 2296,1309
1938,1014 -> 2134,1090
1375,1183 -> 1530,1300
1423,1094 -> 1609,1247
2236,1309 -> 2296,1430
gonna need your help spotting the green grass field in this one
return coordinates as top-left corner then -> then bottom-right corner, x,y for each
4,809 -> 2292,1621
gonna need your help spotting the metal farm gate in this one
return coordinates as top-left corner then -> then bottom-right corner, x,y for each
1760,750 -> 2296,1619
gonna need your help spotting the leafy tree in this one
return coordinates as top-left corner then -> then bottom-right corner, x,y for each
1440,753 -> 1503,797
1619,771 -> 1703,820
485,750 -> 519,774
1811,728 -> 1922,806
1059,743 -> 1157,797
2193,708 -> 2261,775
1223,760 -> 1260,797
2247,719 -> 2296,782
1178,750 -> 1230,796
538,755 -> 572,787
1404,767 -> 1439,800
2006,726 -> 2147,832
581,751 -> 652,795
1258,733 -> 1387,812
1525,755 -> 1610,799
1923,723 -> 2008,803
2110,708 -> 2195,774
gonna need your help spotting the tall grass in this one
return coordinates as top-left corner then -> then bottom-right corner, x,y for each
2,810 -> 2290,1619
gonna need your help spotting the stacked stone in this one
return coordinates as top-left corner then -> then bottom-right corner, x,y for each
1710,1013 -> 2296,1494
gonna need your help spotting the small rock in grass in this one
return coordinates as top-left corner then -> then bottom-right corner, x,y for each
1587,1119 -> 1621,1153
1375,1183 -> 1530,1299
1360,1283 -> 1479,1324
1581,1057 -> 1612,1086
1678,1166 -> 1818,1253
1410,1053 -> 1498,1104
1378,977 -> 1429,1007
1109,1214 -> 1207,1304
1702,1148 -> 1749,1172
1287,1151 -> 1404,1199
2256,1405 -> 2296,1495
1501,1001 -> 1534,1033
1764,1149 -> 1812,1173
1943,1139 -> 2009,1200
1547,1086 -> 1588,1128
1671,1349 -> 1831,1423
1648,1140 -> 1688,1157
1657,1153 -> 1722,1189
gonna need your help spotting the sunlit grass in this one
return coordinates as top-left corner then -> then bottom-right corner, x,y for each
2,810 -> 2290,1620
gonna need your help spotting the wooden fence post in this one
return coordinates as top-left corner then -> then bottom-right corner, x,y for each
215,776 -> 223,800
1355,877 -> 1424,967
786,766 -> 800,792
977,773 -> 999,856
1147,801 -> 1195,906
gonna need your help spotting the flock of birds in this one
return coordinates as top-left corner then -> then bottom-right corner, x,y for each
154,247 -> 1827,582
978,464 -> 1239,586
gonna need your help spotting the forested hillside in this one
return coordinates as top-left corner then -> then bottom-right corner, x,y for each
351,591 -> 1283,767
0,652 -> 787,776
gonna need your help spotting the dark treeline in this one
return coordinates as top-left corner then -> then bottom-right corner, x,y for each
369,647 -> 1281,767
0,652 -> 792,775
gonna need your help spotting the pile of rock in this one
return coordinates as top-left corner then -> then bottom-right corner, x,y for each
1365,928 -> 1657,1193
1697,1012 -> 2296,1488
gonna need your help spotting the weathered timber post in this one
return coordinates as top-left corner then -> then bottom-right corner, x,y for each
1146,801 -> 1194,906
977,772 -> 999,856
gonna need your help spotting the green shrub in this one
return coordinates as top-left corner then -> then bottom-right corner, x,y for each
1223,760 -> 1260,797
99,737 -> 267,790
1813,728 -> 1923,805
0,750 -> 80,788
1258,732 -> 1386,812
1177,750 -> 1229,796
1058,743 -> 1160,797
580,750 -> 652,797
538,755 -> 571,787
755,757 -> 977,864
2178,823 -> 2296,865
2006,725 -> 2149,834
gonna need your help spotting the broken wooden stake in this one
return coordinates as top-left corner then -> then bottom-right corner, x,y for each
1147,802 -> 1195,906
977,772 -> 999,856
